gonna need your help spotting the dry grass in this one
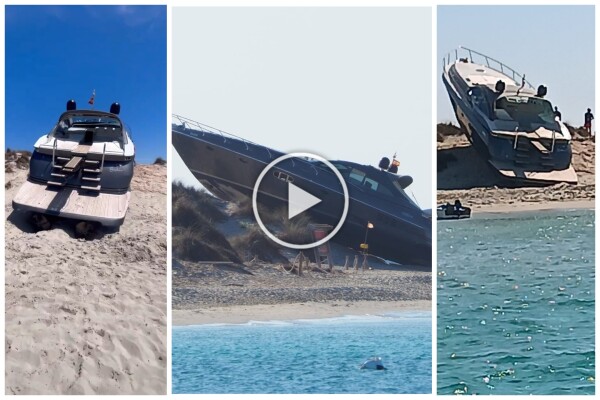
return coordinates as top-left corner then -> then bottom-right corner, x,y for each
437,122 -> 463,142
229,226 -> 288,264
5,149 -> 31,172
153,157 -> 167,165
229,199 -> 254,218
565,123 -> 594,141
172,181 -> 241,263
172,181 -> 226,225
278,214 -> 314,245
173,226 -> 241,263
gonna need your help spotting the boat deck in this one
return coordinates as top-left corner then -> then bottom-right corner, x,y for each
13,180 -> 130,226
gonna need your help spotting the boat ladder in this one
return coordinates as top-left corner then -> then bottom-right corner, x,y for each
48,138 -> 71,188
47,140 -> 106,192
513,131 -> 557,168
80,143 -> 106,192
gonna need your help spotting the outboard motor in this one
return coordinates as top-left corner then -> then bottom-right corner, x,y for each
378,157 -> 390,171
495,80 -> 505,95
66,99 -> 77,111
537,85 -> 547,98
110,102 -> 121,115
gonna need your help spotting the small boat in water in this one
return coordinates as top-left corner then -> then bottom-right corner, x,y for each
361,357 -> 385,370
12,100 -> 135,227
172,115 -> 432,268
442,46 -> 577,184
437,201 -> 471,220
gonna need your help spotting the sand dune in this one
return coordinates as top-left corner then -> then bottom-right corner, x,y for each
5,164 -> 167,395
437,124 -> 595,211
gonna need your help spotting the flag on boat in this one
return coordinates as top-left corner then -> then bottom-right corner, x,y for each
88,89 -> 95,105
367,222 -> 374,229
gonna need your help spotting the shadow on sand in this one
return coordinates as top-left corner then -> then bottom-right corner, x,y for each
437,143 -> 542,190
7,210 -> 118,240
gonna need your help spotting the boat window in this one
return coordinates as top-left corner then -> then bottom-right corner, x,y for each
348,168 -> 366,184
332,163 -> 349,172
470,87 -> 491,116
273,171 -> 294,183
70,115 -> 121,127
495,96 -> 555,125
364,177 -> 378,191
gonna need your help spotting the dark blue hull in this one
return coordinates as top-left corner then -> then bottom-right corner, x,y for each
29,150 -> 134,194
173,125 -> 431,268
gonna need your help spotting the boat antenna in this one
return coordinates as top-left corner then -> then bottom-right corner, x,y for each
516,75 -> 526,96
409,190 -> 420,208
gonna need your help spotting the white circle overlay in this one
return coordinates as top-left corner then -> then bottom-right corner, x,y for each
252,152 -> 349,250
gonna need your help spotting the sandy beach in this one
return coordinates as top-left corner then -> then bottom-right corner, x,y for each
173,258 -> 431,326
437,124 -> 595,212
174,300 -> 430,325
5,164 -> 167,395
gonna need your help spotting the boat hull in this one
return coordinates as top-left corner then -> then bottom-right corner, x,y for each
29,150 -> 134,194
173,127 -> 431,268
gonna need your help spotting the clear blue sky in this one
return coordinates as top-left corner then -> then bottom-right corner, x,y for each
5,5 -> 166,164
438,5 -> 595,128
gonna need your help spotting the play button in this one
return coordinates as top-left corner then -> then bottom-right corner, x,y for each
252,152 -> 349,250
288,182 -> 321,219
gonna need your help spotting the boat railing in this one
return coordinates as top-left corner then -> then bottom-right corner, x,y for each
443,46 -> 534,89
172,114 -> 324,176
101,143 -> 107,170
52,138 -> 57,167
172,114 -> 271,158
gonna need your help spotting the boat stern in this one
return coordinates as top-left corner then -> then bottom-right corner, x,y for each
12,180 -> 131,227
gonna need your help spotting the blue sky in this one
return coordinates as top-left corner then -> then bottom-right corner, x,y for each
5,5 -> 166,163
438,5 -> 595,128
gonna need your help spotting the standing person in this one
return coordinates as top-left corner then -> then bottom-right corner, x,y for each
554,106 -> 562,121
584,108 -> 594,135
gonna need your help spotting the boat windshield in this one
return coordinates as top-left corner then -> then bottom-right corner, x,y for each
69,115 -> 122,127
494,96 -> 556,125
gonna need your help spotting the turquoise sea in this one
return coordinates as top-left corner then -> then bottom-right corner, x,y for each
173,312 -> 431,394
437,210 -> 595,395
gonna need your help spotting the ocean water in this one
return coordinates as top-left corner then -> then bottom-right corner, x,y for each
173,312 -> 431,394
437,210 -> 595,395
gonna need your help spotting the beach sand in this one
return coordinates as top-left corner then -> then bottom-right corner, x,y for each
5,164 -> 167,395
174,300 -> 430,325
437,125 -> 595,212
173,259 -> 431,326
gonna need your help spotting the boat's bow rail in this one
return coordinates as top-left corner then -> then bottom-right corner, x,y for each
172,114 -> 328,177
172,114 -> 277,159
443,46 -> 534,89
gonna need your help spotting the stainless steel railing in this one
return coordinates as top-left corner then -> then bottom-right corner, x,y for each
172,114 -> 323,175
443,46 -> 534,89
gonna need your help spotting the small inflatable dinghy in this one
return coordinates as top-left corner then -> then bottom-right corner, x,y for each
361,357 -> 385,370
437,201 -> 471,220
